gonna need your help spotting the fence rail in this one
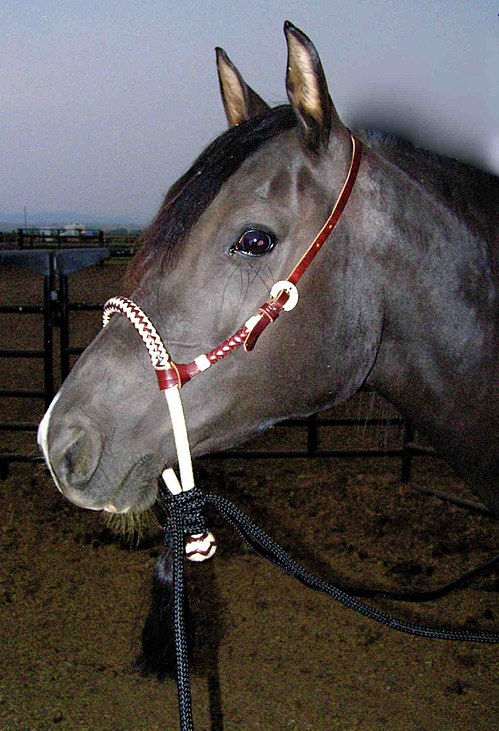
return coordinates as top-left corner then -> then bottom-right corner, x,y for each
0,229 -> 143,257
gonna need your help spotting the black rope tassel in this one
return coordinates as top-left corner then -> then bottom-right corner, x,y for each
138,529 -> 177,678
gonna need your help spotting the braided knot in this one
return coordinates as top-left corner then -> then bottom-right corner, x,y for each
162,485 -> 208,536
161,486 -> 217,562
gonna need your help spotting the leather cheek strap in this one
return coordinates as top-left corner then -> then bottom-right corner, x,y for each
244,290 -> 291,351
244,134 -> 362,353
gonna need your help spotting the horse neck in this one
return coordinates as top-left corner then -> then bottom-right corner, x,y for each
362,149 -> 497,488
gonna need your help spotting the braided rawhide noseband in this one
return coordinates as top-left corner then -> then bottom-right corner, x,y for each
102,296 -> 170,368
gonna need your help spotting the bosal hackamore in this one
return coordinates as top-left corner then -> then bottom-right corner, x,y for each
102,133 -> 362,554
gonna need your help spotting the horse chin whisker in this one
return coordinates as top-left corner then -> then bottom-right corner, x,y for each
102,506 -> 158,547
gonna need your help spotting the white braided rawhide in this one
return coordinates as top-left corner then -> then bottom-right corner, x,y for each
102,296 -> 216,561
103,296 -> 171,369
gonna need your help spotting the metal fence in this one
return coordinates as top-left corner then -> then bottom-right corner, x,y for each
0,247 -> 432,479
0,248 -> 110,477
0,229 -> 142,257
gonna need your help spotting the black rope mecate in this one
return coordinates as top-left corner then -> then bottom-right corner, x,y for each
142,480 -> 498,731
139,486 -> 208,728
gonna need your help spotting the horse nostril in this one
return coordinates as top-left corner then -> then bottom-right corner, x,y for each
52,425 -> 102,488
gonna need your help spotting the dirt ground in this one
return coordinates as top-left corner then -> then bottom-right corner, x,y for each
0,260 -> 497,730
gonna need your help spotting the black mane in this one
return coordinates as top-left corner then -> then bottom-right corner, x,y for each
129,105 -> 297,285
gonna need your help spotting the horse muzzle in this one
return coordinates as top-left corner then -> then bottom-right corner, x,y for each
38,395 -> 158,513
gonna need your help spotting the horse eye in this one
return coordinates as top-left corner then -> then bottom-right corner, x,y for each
231,229 -> 275,257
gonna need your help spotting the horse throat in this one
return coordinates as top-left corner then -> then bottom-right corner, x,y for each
366,249 -> 498,514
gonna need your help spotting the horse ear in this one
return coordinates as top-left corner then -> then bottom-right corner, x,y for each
216,47 -> 270,127
284,21 -> 342,152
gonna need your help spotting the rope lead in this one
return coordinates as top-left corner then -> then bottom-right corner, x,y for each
157,482 -> 498,731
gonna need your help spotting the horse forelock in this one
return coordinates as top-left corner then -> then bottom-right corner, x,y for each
126,105 -> 297,289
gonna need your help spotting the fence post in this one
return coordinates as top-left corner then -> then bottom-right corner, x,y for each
59,273 -> 70,381
0,247 -> 112,475
306,414 -> 319,456
42,254 -> 56,409
401,420 -> 414,483
55,248 -> 111,384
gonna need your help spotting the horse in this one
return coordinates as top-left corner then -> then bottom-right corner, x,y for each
38,21 -> 498,520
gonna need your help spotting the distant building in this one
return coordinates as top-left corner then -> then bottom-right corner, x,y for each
61,223 -> 88,236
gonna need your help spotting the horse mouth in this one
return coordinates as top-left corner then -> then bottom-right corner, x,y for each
103,454 -> 158,514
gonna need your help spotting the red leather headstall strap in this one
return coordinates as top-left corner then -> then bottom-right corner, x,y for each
288,133 -> 362,286
242,133 -> 362,351
143,132 -> 362,391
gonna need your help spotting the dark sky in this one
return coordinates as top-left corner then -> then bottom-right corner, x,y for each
2,1 -> 497,224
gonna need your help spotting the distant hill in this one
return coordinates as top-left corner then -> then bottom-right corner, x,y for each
0,211 -> 148,232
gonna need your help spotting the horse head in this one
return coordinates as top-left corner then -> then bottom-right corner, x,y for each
38,23 -> 382,513
38,22 -> 498,517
